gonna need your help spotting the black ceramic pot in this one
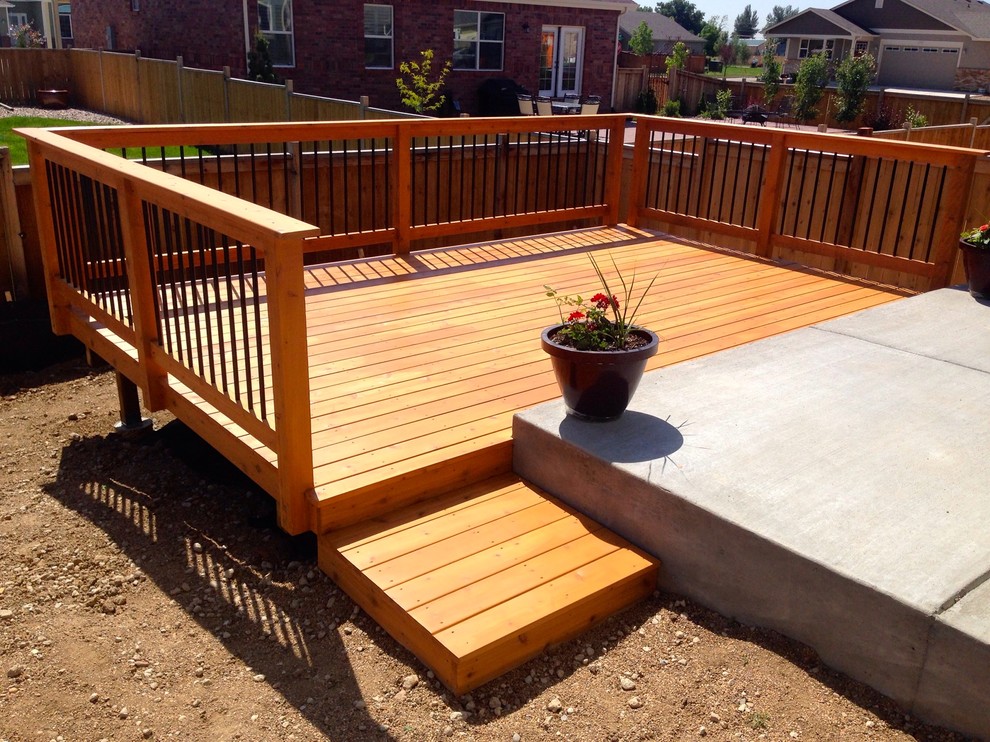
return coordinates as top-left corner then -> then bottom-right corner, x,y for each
541,326 -> 659,421
959,240 -> 990,299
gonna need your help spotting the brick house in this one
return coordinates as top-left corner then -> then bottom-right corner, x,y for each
69,0 -> 636,113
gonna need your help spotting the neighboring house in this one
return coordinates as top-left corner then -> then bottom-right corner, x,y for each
3,0 -> 72,48
617,10 -> 705,56
765,0 -> 990,91
69,0 -> 637,113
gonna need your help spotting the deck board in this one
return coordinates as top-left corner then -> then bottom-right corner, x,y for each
301,227 -> 903,525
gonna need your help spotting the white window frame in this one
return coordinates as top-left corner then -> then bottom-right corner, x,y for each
9,12 -> 28,27
58,3 -> 72,39
798,38 -> 827,58
259,0 -> 295,68
364,4 -> 393,69
453,9 -> 504,71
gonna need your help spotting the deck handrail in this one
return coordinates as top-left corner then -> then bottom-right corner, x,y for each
57,115 -> 629,255
20,127 -> 320,534
628,116 -> 982,289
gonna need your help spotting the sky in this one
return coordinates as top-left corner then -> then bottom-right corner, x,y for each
668,0 -> 795,38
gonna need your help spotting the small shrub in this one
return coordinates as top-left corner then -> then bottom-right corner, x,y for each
834,53 -> 876,125
629,21 -> 654,56
662,99 -> 681,117
904,105 -> 928,128
665,41 -> 689,71
864,102 -> 900,131
11,23 -> 46,48
699,88 -> 733,119
793,52 -> 830,122
247,32 -> 279,84
395,49 -> 452,114
634,88 -> 659,115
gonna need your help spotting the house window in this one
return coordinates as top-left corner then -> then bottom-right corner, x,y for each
130,0 -> 139,10
259,0 -> 294,67
364,4 -> 393,69
798,38 -> 826,58
9,12 -> 28,27
854,41 -> 868,56
453,10 -> 504,70
58,3 -> 72,41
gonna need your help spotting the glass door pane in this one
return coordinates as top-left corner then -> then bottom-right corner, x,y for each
539,29 -> 557,97
559,27 -> 584,97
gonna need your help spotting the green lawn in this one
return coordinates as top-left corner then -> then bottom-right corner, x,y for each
707,65 -> 763,78
0,115 -> 104,165
1,115 -> 196,166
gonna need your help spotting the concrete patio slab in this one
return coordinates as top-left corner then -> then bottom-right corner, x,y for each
512,287 -> 990,740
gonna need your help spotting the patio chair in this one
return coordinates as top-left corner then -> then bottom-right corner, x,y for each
773,96 -> 797,128
517,94 -> 535,116
580,100 -> 600,115
535,98 -> 554,116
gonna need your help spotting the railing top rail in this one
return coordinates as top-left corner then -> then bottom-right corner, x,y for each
18,127 -> 320,248
54,114 -> 626,149
635,115 -> 987,165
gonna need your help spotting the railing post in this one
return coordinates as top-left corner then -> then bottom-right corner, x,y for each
25,142 -> 71,334
118,177 -> 168,410
395,123 -> 412,254
265,234 -> 315,535
755,131 -> 789,259
0,147 -> 29,300
930,154 -> 978,289
626,118 -> 653,228
603,116 -> 627,225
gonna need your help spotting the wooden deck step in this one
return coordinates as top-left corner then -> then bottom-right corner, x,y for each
317,473 -> 659,694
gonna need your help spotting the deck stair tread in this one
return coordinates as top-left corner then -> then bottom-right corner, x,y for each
318,472 -> 659,694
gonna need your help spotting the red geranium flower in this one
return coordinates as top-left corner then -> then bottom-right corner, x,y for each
981,224 -> 989,232
591,292 -> 610,309
567,310 -> 585,322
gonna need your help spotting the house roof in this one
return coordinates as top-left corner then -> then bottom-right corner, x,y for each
479,0 -> 637,9
765,7 -> 874,37
618,10 -> 704,42
773,0 -> 990,40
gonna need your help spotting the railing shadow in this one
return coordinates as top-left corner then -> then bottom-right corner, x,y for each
41,418 -> 407,740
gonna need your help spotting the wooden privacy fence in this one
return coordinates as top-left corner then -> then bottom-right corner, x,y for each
629,117 -> 981,291
875,121 -> 990,150
0,48 -> 415,125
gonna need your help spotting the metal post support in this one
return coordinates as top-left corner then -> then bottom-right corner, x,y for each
114,371 -> 153,436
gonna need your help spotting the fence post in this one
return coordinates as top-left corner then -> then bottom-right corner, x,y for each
930,154 -> 978,289
285,79 -> 293,121
135,49 -> 144,124
0,147 -> 29,300
904,121 -> 913,141
176,55 -> 185,124
961,93 -> 970,124
223,66 -> 231,123
626,119 -> 653,229
360,95 -> 369,120
99,48 -> 107,113
25,142 -> 70,334
970,117 -> 979,149
264,232 -> 316,535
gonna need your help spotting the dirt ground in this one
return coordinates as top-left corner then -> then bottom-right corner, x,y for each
0,358 -> 975,742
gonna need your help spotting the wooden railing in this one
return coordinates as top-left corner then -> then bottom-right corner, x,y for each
21,128 -> 319,534
629,118 -> 981,291
57,116 -> 627,257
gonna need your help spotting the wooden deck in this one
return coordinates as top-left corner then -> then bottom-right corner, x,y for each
62,224 -> 909,693
294,225 -> 905,531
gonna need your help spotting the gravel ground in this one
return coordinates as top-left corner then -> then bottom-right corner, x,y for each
0,105 -> 126,125
0,357 -> 976,742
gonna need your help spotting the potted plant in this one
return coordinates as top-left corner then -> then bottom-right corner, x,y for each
959,222 -> 990,299
542,255 -> 659,421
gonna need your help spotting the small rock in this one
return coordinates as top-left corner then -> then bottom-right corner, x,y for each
627,696 -> 643,709
865,721 -> 875,729
619,676 -> 636,691
101,600 -> 116,615
449,711 -> 465,722
119,707 -> 129,719
393,689 -> 406,702
7,666 -> 24,679
0,609 -> 13,620
252,674 -> 265,682
192,543 -> 203,554
142,729 -> 153,739
353,699 -> 366,710
789,732 -> 799,739
547,698 -> 563,713
699,726 -> 707,737
401,673 -> 419,690
512,735 -> 522,742
89,693 -> 99,703
709,712 -> 721,723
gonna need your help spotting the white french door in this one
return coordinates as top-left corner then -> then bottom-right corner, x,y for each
538,26 -> 584,98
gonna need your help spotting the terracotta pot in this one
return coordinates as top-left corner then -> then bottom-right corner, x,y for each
541,326 -> 659,421
959,239 -> 990,299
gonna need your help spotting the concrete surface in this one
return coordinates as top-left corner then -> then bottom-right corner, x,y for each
513,287 -> 990,740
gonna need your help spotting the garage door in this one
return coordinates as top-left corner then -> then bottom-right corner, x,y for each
878,46 -> 958,89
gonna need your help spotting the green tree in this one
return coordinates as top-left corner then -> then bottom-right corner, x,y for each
734,5 -> 760,38
699,21 -> 727,58
759,46 -> 782,106
247,32 -> 278,84
665,41 -> 689,71
834,52 -> 876,125
395,49 -> 452,114
629,20 -> 655,55
793,52 -> 830,122
654,0 -> 705,35
763,4 -> 800,33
